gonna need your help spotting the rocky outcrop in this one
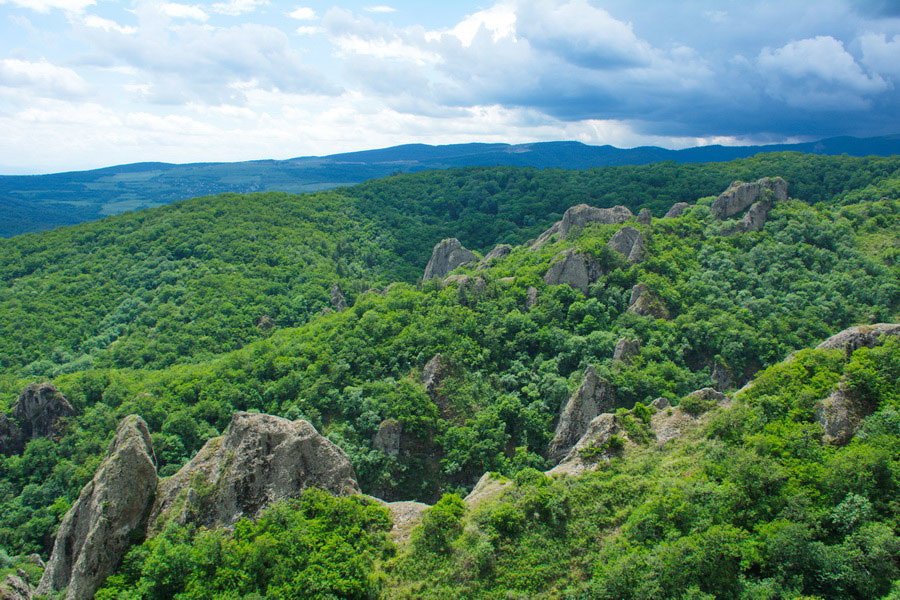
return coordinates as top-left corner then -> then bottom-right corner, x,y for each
549,413 -> 624,476
38,415 -> 157,600
711,362 -> 733,392
464,472 -> 513,511
628,283 -> 669,319
378,500 -> 431,544
607,226 -> 644,263
477,244 -> 512,270
543,248 -> 602,294
531,204 -> 633,249
711,177 -> 787,219
423,238 -> 477,281
815,387 -> 865,445
664,202 -> 690,218
526,286 -> 539,309
442,274 -> 486,295
1,574 -> 32,600
149,412 -> 358,532
612,338 -> 641,363
330,283 -> 347,312
816,323 -> 900,354
637,209 -> 652,225
373,419 -> 402,456
651,389 -> 729,445
741,201 -> 771,232
547,367 -> 614,464
1,383 -> 77,455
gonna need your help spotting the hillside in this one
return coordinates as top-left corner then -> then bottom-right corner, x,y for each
2,135 -> 900,237
0,157 -> 897,600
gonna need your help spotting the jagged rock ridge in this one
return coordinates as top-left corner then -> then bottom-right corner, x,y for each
423,238 -> 477,281
532,204 -> 633,249
547,366 -> 614,464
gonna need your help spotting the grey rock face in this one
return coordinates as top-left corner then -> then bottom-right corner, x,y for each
149,412 -> 358,531
741,201 -> 772,232
330,283 -> 347,312
816,323 -> 900,354
543,248 -> 602,294
711,362 -> 733,392
373,419 -> 402,456
650,397 -> 670,409
1,575 -> 32,600
422,354 -> 447,398
477,244 -> 512,270
607,226 -> 645,263
628,283 -> 669,319
816,387 -> 864,445
442,274 -> 486,296
547,366 -> 615,464
711,177 -> 787,219
532,204 -> 633,249
526,286 -> 539,309
664,202 -> 690,218
423,238 -> 477,281
550,413 -> 623,475
38,415 -> 157,600
637,208 -> 652,225
6,383 -> 76,448
612,338 -> 641,363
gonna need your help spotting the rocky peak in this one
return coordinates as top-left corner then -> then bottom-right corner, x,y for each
664,202 -> 689,218
149,412 -> 359,532
543,248 -> 602,294
549,413 -> 624,476
816,323 -> 899,354
8,383 -> 75,447
531,204 -> 634,249
606,226 -> 645,263
711,177 -> 788,220
547,366 -> 615,464
612,337 -> 641,363
423,238 -> 477,281
38,415 -> 157,600
637,208 -> 652,225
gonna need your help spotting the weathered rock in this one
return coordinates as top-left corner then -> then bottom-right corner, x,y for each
423,238 -> 477,281
38,415 -> 157,600
664,202 -> 690,218
442,274 -> 486,295
711,362 -> 733,392
477,244 -> 512,270
612,338 -> 641,363
637,208 -> 652,225
651,389 -> 729,446
330,283 -> 347,312
0,415 -> 24,456
741,200 -> 772,232
464,472 -> 513,510
531,204 -> 634,249
547,367 -> 615,464
526,286 -> 539,309
1,575 -> 32,600
543,248 -> 602,294
711,177 -> 787,219
815,387 -> 865,445
11,382 -> 76,441
628,283 -> 670,319
607,226 -> 645,263
255,315 -> 275,330
816,323 -> 900,354
550,413 -> 623,476
378,500 -> 430,544
650,397 -> 670,410
149,412 -> 359,531
422,354 -> 448,399
373,419 -> 402,456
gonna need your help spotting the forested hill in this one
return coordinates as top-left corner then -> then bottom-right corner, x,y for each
2,135 -> 900,237
1,153 -> 898,378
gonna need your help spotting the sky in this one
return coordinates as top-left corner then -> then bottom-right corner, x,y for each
1,0 -> 900,174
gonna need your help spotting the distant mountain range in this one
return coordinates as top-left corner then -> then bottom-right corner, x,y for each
2,134 -> 899,237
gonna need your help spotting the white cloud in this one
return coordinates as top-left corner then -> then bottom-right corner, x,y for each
288,6 -> 315,20
0,58 -> 89,97
210,0 -> 268,16
295,25 -> 323,35
83,15 -> 137,34
364,5 -> 396,13
441,2 -> 516,46
0,0 -> 94,13
860,32 -> 900,77
160,2 -> 208,21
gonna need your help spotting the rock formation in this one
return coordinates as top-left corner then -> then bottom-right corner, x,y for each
612,338 -> 641,363
464,472 -> 513,511
442,274 -> 486,295
477,244 -> 512,270
1,574 -> 32,600
711,177 -> 787,219
149,412 -> 358,531
373,419 -> 402,456
1,383 -> 77,455
378,500 -> 430,544
815,387 -> 865,445
543,248 -> 602,294
651,389 -> 729,445
741,201 -> 771,232
547,366 -> 614,464
628,283 -> 669,319
423,238 -> 477,281
664,202 -> 689,218
330,283 -> 347,312
711,362 -> 733,392
606,226 -> 645,263
531,204 -> 633,249
549,413 -> 624,476
38,415 -> 157,600
637,208 -> 652,225
526,286 -> 539,309
816,323 -> 899,354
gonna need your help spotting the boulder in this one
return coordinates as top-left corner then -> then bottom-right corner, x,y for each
711,177 -> 787,219
741,200 -> 771,232
329,283 -> 347,312
606,226 -> 644,263
547,366 -> 614,464
38,415 -> 157,600
816,323 -> 900,354
612,338 -> 641,363
650,397 -> 670,410
664,202 -> 690,218
543,248 -> 602,294
149,412 -> 359,531
477,244 -> 512,270
373,419 -> 402,456
815,387 -> 865,445
9,382 -> 76,444
637,208 -> 652,225
532,204 -> 633,249
423,238 -> 477,281
628,283 -> 670,319
549,413 -> 623,476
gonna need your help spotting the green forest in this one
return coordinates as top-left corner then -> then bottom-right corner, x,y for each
0,152 -> 897,599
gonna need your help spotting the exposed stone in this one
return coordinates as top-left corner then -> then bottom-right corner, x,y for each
378,500 -> 430,544
547,366 -> 615,464
543,248 -> 602,294
606,226 -> 645,263
149,412 -> 359,532
650,397 -> 670,410
442,274 -> 486,295
11,382 -> 76,442
628,283 -> 670,319
612,338 -> 641,363
741,201 -> 772,232
38,415 -> 157,600
330,283 -> 348,312
549,413 -> 623,476
711,177 -> 787,219
637,208 -> 652,225
1,575 -> 32,600
531,204 -> 634,249
477,244 -> 512,270
423,238 -> 477,281
373,419 -> 402,456
0,415 -> 24,456
664,202 -> 690,218
816,323 -> 900,354
711,362 -> 733,392
422,354 -> 447,398
526,286 -> 539,309
255,315 -> 275,330
815,387 -> 865,445
464,472 -> 513,511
